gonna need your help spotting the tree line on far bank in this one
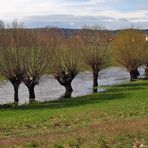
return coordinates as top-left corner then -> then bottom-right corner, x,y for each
0,20 -> 147,105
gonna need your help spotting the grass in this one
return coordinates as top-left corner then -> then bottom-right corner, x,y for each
0,80 -> 148,147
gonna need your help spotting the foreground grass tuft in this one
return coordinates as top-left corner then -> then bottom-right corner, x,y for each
0,80 -> 148,147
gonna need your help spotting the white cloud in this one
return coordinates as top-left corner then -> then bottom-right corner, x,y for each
98,10 -> 148,20
0,0 -> 147,28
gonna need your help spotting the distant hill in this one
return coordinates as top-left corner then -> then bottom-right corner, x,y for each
60,28 -> 148,37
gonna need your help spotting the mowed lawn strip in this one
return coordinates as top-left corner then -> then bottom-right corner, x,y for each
0,80 -> 148,147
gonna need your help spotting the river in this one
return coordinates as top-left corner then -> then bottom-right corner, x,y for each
0,67 -> 145,104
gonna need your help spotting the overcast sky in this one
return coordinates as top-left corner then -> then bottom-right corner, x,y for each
0,0 -> 148,29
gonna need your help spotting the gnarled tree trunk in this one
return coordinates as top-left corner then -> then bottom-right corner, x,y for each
56,72 -> 75,98
27,85 -> 35,102
10,79 -> 21,106
23,79 -> 37,103
145,65 -> 148,77
93,70 -> 99,93
130,68 -> 139,81
12,83 -> 19,105
64,83 -> 73,98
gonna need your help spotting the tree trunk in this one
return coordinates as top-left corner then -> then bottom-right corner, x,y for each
130,71 -> 134,81
130,69 -> 139,81
145,66 -> 148,77
93,70 -> 98,93
56,72 -> 75,99
12,82 -> 19,106
64,83 -> 73,98
134,68 -> 139,79
27,85 -> 35,102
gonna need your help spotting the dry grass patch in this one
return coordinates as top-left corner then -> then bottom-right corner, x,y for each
0,117 -> 147,147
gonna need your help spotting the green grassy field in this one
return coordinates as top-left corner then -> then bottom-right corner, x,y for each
0,80 -> 148,148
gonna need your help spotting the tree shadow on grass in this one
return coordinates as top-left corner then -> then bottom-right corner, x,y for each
1,80 -> 147,111
0,91 -> 127,111
109,80 -> 148,92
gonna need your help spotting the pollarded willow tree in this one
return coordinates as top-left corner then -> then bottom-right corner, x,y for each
0,20 -> 53,103
143,40 -> 148,77
111,29 -> 146,81
22,30 -> 51,102
50,36 -> 81,98
0,20 -> 29,105
78,26 -> 110,92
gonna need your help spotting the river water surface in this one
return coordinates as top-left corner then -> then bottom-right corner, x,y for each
0,67 -> 145,104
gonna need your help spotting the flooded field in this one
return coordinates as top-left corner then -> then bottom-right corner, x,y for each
0,67 -> 145,104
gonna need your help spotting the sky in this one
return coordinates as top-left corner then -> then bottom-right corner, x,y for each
0,0 -> 148,29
